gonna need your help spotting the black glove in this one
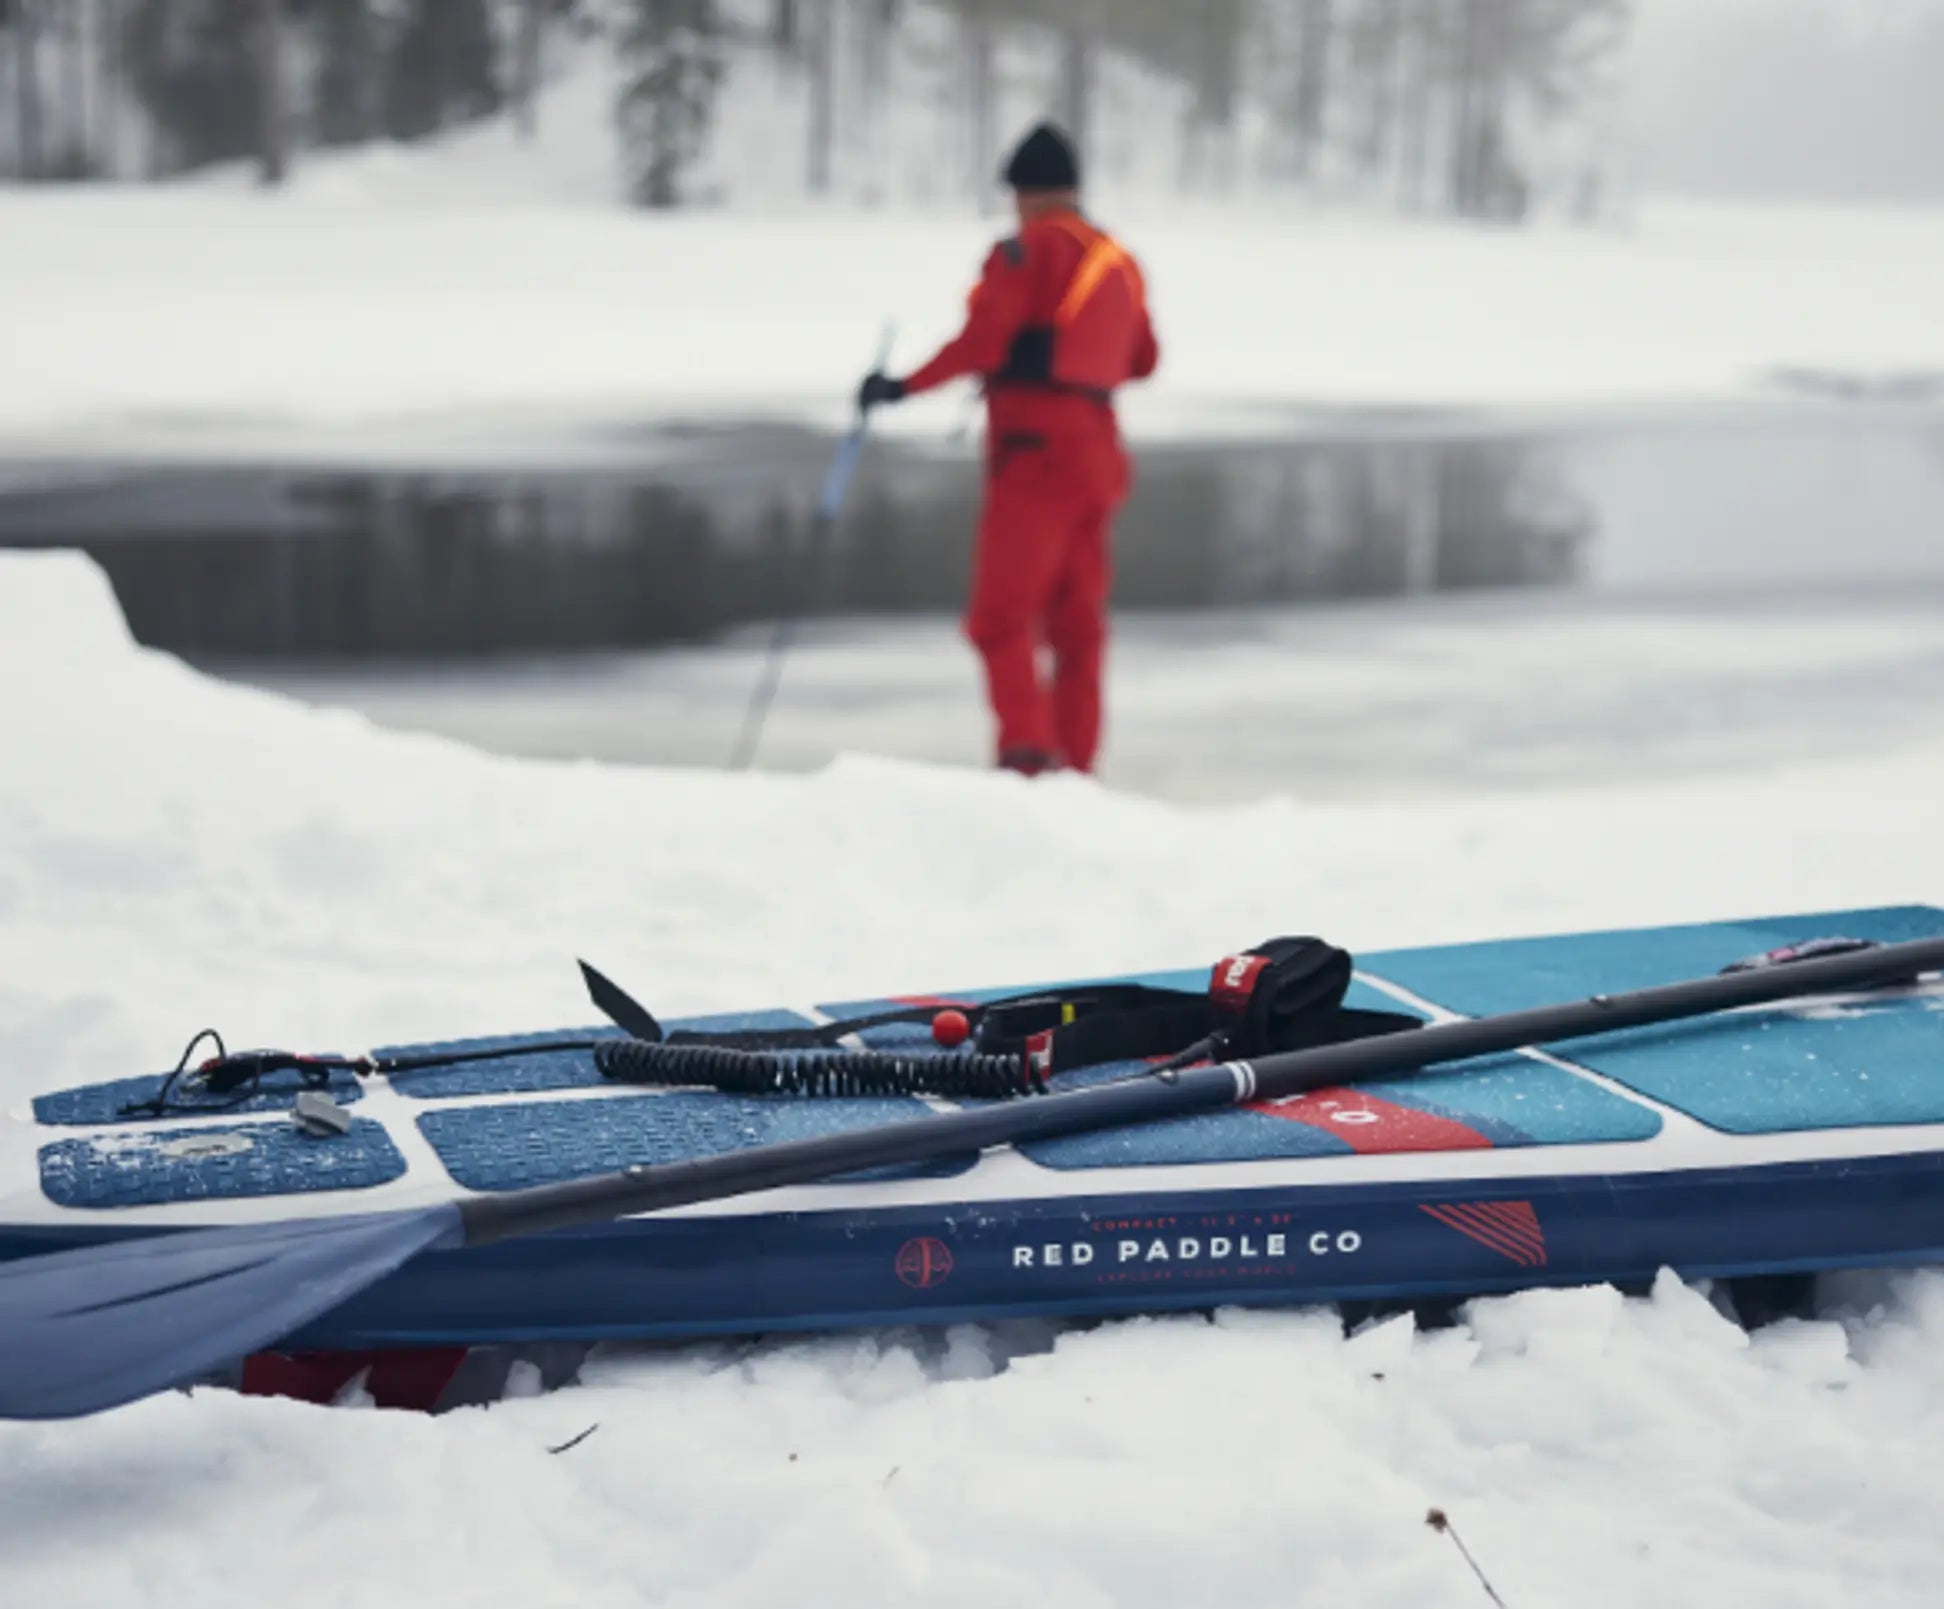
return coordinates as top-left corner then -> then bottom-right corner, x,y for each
858,371 -> 907,411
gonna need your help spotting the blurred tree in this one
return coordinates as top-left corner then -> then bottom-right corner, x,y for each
1442,0 -> 1626,218
1055,0 -> 1093,158
383,0 -> 501,142
768,0 -> 798,59
1395,0 -> 1434,206
858,0 -> 897,111
100,0 -> 123,176
52,0 -> 95,179
6,0 -> 46,180
1291,0 -> 1332,177
250,0 -> 287,183
123,0 -> 260,172
616,0 -> 724,207
1347,0 -> 1403,176
960,0 -> 996,197
312,0 -> 380,147
510,0 -> 546,139
803,0 -> 832,192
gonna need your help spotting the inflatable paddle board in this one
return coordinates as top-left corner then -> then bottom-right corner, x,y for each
4,906 -> 1943,1356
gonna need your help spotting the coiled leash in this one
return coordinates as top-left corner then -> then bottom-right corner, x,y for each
583,936 -> 1423,1097
122,937 -> 1422,1118
129,931 -> 1907,1124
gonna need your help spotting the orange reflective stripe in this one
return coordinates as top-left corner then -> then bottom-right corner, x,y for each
1055,235 -> 1136,327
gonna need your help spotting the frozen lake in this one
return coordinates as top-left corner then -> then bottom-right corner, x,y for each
0,397 -> 1940,652
2,395 -> 1939,800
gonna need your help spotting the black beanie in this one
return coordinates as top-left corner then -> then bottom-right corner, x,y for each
1002,122 -> 1081,191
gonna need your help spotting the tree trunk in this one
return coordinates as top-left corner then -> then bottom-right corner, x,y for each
252,0 -> 288,186
1293,0 -> 1333,178
770,0 -> 800,60
964,1 -> 994,202
1057,3 -> 1092,157
15,0 -> 43,182
1447,0 -> 1480,213
100,0 -> 119,178
1358,0 -> 1402,177
805,0 -> 836,193
861,0 -> 896,103
513,0 -> 543,140
1396,0 -> 1435,208
65,0 -> 92,176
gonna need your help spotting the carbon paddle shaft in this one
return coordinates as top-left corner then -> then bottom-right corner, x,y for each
458,935 -> 1944,1246
728,325 -> 895,770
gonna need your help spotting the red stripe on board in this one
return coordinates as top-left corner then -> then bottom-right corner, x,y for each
1422,1204 -> 1539,1267
1420,1202 -> 1548,1268
891,995 -> 975,1011
1444,1200 -> 1545,1260
1440,1202 -> 1545,1266
1422,1204 -> 1535,1266
1469,1200 -> 1547,1259
1250,1087 -> 1496,1155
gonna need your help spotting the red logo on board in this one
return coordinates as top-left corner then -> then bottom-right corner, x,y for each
895,1237 -> 955,1289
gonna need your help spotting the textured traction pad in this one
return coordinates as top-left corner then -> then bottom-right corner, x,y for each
1372,906 -> 1944,1136
418,1093 -> 975,1193
39,1119 -> 405,1209
34,1067 -> 364,1127
376,1012 -> 817,1100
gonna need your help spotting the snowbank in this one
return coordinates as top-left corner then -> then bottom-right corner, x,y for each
4,550 -> 1944,1607
3,185 -> 1943,458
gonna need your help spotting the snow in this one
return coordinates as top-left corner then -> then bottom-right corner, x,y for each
3,181 -> 1944,458
4,548 -> 1944,1605
237,584 -> 1944,804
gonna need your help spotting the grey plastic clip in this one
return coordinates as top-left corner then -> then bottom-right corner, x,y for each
292,1090 -> 354,1139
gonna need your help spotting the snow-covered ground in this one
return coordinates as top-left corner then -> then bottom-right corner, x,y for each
5,548 -> 1944,1606
238,581 -> 1944,803
4,179 -> 1944,458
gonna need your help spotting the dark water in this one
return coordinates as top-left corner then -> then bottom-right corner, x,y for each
1,404 -> 1939,659
0,427 -> 1584,657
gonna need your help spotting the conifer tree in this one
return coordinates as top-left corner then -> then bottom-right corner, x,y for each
616,0 -> 724,208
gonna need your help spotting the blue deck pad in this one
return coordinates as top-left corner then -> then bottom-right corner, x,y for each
33,1067 -> 365,1128
419,1092 -> 978,1194
39,1119 -> 405,1209
381,1011 -> 819,1100
1368,906 -> 1944,1135
1018,1053 -> 1660,1168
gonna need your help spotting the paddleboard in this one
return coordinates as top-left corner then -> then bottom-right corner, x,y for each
4,905 -> 1942,1352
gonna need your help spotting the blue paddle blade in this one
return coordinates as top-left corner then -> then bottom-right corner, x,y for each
0,1205 -> 462,1421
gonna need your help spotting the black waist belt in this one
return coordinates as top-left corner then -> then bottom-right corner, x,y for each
985,377 -> 1114,406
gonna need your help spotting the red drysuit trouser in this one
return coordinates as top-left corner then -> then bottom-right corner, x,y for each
964,413 -> 1129,773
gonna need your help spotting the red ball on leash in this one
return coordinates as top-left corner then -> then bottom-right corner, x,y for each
930,1009 -> 971,1049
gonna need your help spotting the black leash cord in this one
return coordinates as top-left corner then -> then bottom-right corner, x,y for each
594,1038 -> 1044,1100
119,1033 -> 1044,1114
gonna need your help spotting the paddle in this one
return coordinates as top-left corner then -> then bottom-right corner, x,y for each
728,323 -> 897,770
3,935 -> 1940,1421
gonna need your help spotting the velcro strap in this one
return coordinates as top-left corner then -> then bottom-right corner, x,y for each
1226,937 -> 1360,1054
584,937 -> 1419,1084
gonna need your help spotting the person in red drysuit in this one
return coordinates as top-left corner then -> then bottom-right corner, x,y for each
859,123 -> 1159,776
